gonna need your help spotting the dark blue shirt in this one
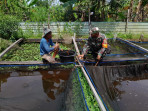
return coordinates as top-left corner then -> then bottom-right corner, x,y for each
40,38 -> 55,56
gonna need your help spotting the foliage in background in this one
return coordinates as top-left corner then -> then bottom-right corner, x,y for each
49,5 -> 66,22
0,0 -> 148,22
0,0 -> 148,40
29,7 -> 49,22
0,13 -> 23,40
0,0 -> 39,21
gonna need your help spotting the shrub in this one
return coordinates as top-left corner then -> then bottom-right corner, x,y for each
117,33 -> 133,39
0,13 -> 23,40
0,38 -> 12,53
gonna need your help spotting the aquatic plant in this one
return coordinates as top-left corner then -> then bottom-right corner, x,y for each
1,43 -> 70,61
77,68 -> 100,111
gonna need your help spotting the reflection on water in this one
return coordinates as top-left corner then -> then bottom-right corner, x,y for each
39,70 -> 71,100
110,73 -> 148,111
86,64 -> 148,111
0,69 -> 71,111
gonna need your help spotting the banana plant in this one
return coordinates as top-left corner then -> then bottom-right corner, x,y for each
17,0 -> 39,20
18,0 -> 39,9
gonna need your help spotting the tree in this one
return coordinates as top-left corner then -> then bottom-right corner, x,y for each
36,0 -> 50,8
18,0 -> 39,20
0,0 -> 38,20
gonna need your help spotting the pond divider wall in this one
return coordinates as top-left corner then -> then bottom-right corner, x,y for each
117,38 -> 148,53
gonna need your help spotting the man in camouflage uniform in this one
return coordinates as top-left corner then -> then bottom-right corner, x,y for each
78,27 -> 108,62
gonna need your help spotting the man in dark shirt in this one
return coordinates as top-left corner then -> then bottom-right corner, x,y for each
78,27 -> 108,62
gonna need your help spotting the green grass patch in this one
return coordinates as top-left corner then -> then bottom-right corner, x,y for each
78,32 -> 148,41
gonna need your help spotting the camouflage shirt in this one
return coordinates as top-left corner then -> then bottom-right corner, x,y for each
82,33 -> 107,56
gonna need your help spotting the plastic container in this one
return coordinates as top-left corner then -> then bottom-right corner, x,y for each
58,50 -> 75,62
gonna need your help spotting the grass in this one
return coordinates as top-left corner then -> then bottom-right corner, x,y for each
108,33 -> 148,41
15,29 -> 148,41
78,32 -> 148,41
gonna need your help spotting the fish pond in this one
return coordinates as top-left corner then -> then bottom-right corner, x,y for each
0,66 -> 88,111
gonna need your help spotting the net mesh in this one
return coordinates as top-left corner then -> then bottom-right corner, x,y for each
0,65 -> 87,111
85,63 -> 148,111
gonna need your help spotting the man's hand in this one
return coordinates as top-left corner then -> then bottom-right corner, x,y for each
60,49 -> 63,51
97,55 -> 101,60
78,54 -> 84,60
54,42 -> 59,49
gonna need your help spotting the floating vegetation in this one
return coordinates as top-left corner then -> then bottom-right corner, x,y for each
77,68 -> 100,111
1,43 -> 70,61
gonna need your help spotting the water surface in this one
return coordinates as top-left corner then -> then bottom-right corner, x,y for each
0,69 -> 72,111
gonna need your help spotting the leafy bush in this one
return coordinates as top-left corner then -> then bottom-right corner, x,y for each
0,13 -> 23,40
0,38 -> 12,53
29,7 -> 49,22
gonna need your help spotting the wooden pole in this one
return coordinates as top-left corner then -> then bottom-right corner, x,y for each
48,7 -> 50,29
125,9 -> 130,32
88,7 -> 91,36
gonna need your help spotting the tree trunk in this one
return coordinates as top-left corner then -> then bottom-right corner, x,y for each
97,0 -> 101,21
142,8 -> 145,22
129,0 -> 134,21
134,0 -> 142,22
81,11 -> 85,21
101,0 -> 105,21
